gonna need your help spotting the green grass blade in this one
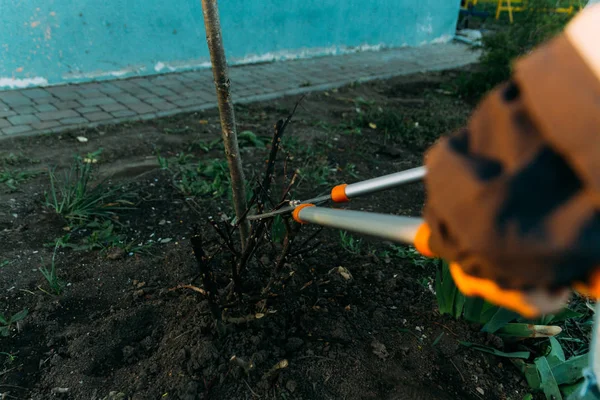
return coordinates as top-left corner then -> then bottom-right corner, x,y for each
460,341 -> 530,359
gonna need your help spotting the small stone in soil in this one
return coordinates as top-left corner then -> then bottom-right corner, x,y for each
286,380 -> 297,393
371,339 -> 389,360
286,337 -> 304,352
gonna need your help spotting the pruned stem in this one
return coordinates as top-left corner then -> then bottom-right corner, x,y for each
191,231 -> 222,327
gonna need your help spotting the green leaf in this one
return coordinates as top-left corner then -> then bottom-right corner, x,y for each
524,363 -> 542,390
436,262 -> 459,316
482,308 -> 519,333
463,297 -> 485,323
547,337 -> 565,368
460,341 -> 530,359
528,308 -> 584,325
551,353 -> 589,386
511,359 -> 542,390
535,357 -> 562,400
560,380 -> 594,399
453,289 -> 466,319
522,394 -> 534,400
0,313 -> 7,325
9,308 -> 28,324
0,326 -> 8,337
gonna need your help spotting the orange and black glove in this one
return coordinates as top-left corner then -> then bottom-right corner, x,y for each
421,5 -> 600,318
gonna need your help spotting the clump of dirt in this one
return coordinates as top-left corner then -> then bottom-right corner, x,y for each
0,70 -> 530,399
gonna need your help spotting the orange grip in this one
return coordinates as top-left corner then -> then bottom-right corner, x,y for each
413,223 -> 435,258
292,204 -> 315,224
449,263 -> 539,318
331,184 -> 349,203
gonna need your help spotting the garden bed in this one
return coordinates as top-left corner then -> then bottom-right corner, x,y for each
0,70 -> 544,399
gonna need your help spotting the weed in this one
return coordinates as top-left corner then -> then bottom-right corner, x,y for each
78,220 -> 124,250
0,169 -> 41,190
0,260 -> 10,268
48,220 -> 153,255
156,151 -> 169,170
0,352 -> 16,363
45,149 -> 133,225
192,138 -> 223,153
1,152 -> 39,166
238,130 -> 266,148
339,231 -> 362,255
0,153 -> 42,191
1,152 -> 25,165
39,242 -> 65,295
0,309 -> 28,337
120,239 -> 154,255
176,159 -> 230,198
343,163 -> 360,179
175,152 -> 195,166
280,136 -> 301,153
385,245 -> 433,269
299,162 -> 333,186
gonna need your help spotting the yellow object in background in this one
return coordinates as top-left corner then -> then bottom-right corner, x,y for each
463,0 -> 581,23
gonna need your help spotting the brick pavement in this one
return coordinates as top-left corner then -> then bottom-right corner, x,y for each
0,42 -> 479,138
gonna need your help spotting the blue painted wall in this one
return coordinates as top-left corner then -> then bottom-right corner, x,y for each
0,0 -> 461,89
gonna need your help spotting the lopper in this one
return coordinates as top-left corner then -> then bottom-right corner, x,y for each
249,165 -> 600,398
250,165 -> 433,258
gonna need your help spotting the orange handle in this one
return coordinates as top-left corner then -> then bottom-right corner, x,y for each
331,184 -> 349,203
292,203 -> 315,224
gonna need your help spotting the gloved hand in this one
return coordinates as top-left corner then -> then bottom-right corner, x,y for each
421,5 -> 600,318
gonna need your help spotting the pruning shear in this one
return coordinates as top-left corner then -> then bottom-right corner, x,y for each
249,166 -> 600,398
248,166 -> 427,221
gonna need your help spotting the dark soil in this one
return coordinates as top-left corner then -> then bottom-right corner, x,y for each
0,70 -> 530,400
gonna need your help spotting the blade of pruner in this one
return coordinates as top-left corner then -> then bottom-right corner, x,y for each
247,194 -> 331,220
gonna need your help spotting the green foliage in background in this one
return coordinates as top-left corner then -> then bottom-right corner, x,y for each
457,0 -> 573,100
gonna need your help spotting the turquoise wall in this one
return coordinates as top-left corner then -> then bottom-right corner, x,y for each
0,0 -> 461,89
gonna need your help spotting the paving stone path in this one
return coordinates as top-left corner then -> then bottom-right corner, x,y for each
0,42 -> 479,138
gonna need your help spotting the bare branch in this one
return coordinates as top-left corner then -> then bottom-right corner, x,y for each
209,217 -> 239,256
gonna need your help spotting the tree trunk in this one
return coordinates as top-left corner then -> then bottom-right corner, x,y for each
201,0 -> 250,248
